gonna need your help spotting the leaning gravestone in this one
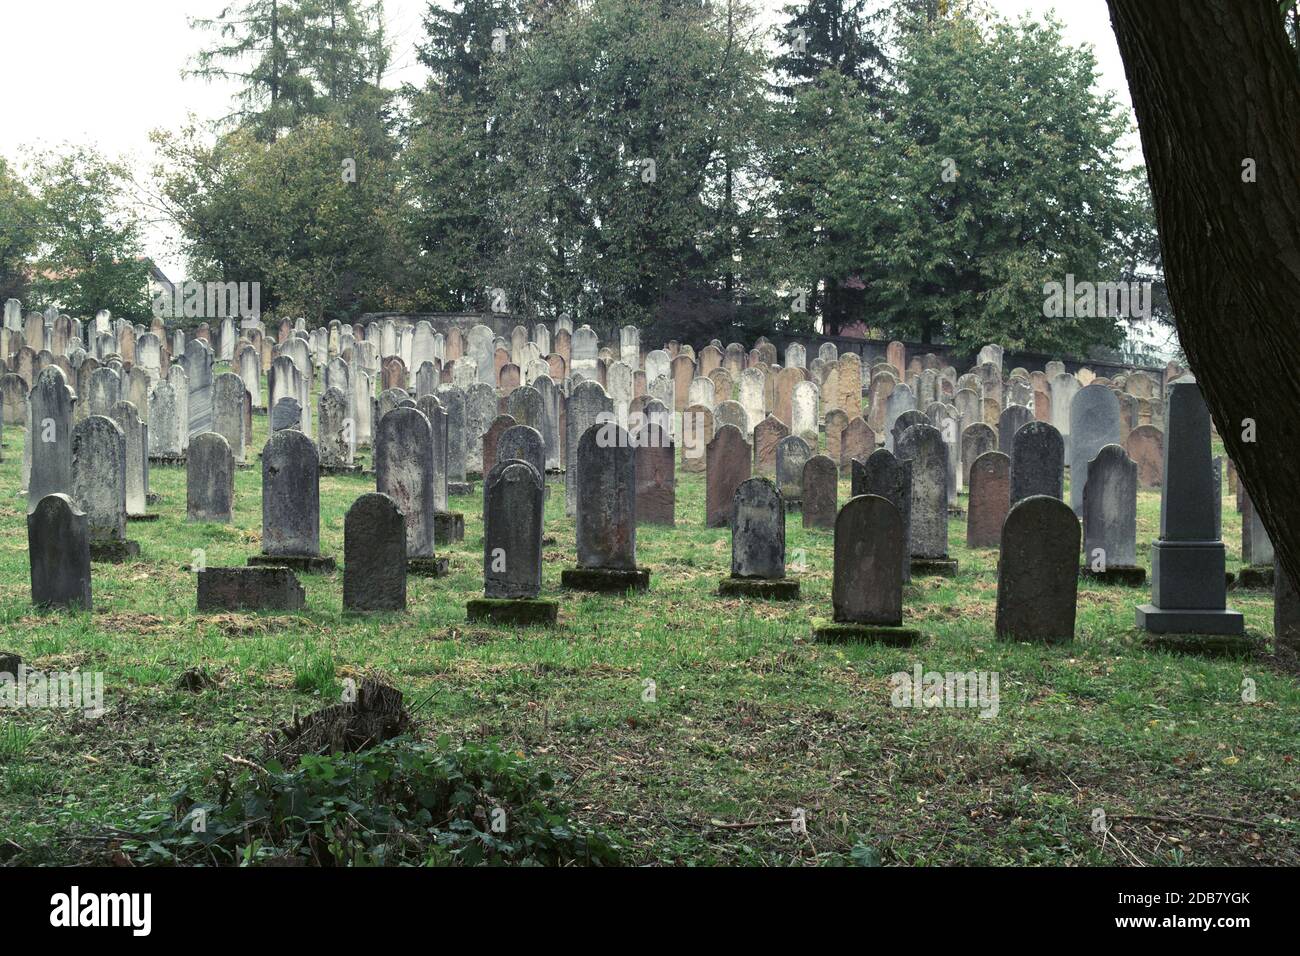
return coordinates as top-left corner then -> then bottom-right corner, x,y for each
343,492 -> 407,613
187,432 -> 234,523
1068,383 -> 1122,515
1136,377 -> 1244,639
467,460 -> 557,625
248,430 -> 335,572
966,451 -> 1010,549
1081,444 -> 1144,585
801,455 -> 838,530
563,424 -> 650,592
896,423 -> 956,576
1010,421 -> 1064,505
995,495 -> 1080,643
72,415 -> 139,562
813,495 -> 919,645
718,477 -> 799,599
851,448 -> 913,583
706,423 -> 752,528
375,406 -> 445,576
28,493 -> 92,609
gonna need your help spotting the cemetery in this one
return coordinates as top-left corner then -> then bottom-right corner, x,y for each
0,0 -> 1297,885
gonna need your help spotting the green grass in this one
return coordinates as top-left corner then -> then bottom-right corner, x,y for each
0,385 -> 1295,866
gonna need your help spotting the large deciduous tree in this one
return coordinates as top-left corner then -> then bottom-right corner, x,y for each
1107,0 -> 1300,597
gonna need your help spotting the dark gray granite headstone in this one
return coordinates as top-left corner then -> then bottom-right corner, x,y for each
1010,421 -> 1064,505
775,434 -> 812,502
896,423 -> 948,559
801,454 -> 838,530
833,494 -> 904,626
851,448 -> 912,582
483,459 -> 544,599
187,432 -> 234,523
565,381 -> 614,516
344,492 -> 407,612
998,404 -> 1034,460
996,495 -> 1079,643
27,492 -> 92,609
271,396 -> 302,432
731,477 -> 785,579
1082,444 -> 1137,569
575,422 -> 636,570
1068,383 -> 1121,514
261,429 -> 320,557
375,406 -> 436,559
498,424 -> 545,484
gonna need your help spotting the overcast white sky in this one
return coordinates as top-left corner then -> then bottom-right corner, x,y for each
0,0 -> 1136,274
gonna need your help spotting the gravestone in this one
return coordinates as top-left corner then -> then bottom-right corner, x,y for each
468,460 -> 557,625
28,493 -> 92,609
481,414 -> 518,477
1125,424 -> 1164,489
248,430 -> 335,572
72,415 -> 138,562
966,451 -> 1010,549
110,400 -> 151,520
1068,383 -> 1122,515
1010,421 -> 1064,505
719,477 -> 799,599
318,386 -> 358,472
271,397 -> 302,432
960,422 -> 997,489
998,405 -> 1033,459
775,434 -> 812,503
753,414 -> 789,476
995,495 -> 1080,643
801,454 -> 838,530
28,366 -> 75,511
563,424 -> 650,592
343,493 -> 408,613
839,417 -> 875,474
197,567 -> 305,612
633,421 -> 675,526
813,495 -> 919,644
213,372 -> 247,463
498,424 -> 546,487
896,423 -> 956,575
1081,444 -> 1144,585
1136,378 -> 1244,638
565,381 -> 614,516
680,404 -> 713,474
706,423 -> 752,528
851,448 -> 913,583
148,380 -> 184,460
187,432 -> 234,523
375,406 -> 445,575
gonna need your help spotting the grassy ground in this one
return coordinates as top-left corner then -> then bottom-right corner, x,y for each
0,387 -> 1296,866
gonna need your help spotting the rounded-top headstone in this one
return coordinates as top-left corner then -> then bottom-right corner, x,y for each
731,477 -> 785,580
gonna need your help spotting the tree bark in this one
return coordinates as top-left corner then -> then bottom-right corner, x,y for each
1108,0 -> 1300,595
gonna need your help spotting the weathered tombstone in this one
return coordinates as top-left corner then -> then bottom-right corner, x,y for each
148,380 -> 184,460
27,366 -> 75,511
1010,421 -> 1064,504
633,421 -> 675,526
998,404 -> 1034,459
706,423 -> 752,528
184,339 -> 215,439
966,451 -> 1010,549
468,460 -> 556,624
812,495 -> 919,644
72,415 -> 138,561
271,396 -> 302,432
883,384 -> 917,452
839,417 -> 875,474
896,424 -> 956,575
1068,383 -> 1122,515
187,432 -> 234,523
375,406 -> 445,575
248,430 -> 335,572
752,414 -> 788,476
213,372 -> 247,463
109,400 -> 151,520
565,380 -> 614,516
1125,424 -> 1164,489
498,424 -> 545,486
28,493 -> 92,609
680,404 -> 713,474
1049,372 -> 1080,457
995,495 -> 1079,642
960,422 -> 997,489
718,477 -> 799,599
775,434 -> 812,503
563,424 -> 650,592
851,448 -> 912,583
481,413 -> 518,477
1136,377 -> 1244,638
1081,444 -> 1144,584
343,493 -> 407,613
318,386 -> 358,472
1238,489 -> 1275,588
802,454 -> 838,530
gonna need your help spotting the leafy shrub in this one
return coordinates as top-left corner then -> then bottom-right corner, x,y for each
117,736 -> 621,866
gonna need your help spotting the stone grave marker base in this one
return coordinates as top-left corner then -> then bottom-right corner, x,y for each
718,577 -> 800,600
561,567 -> 651,593
247,553 -> 337,574
467,597 -> 558,626
127,513 -> 161,522
319,464 -> 364,476
812,618 -> 921,646
91,540 -> 141,563
910,558 -> 958,577
1080,566 -> 1146,586
434,512 -> 464,544
1140,631 -> 1259,657
1234,565 -> 1274,590
1135,604 -> 1244,635
408,556 -> 450,577
198,567 -> 305,612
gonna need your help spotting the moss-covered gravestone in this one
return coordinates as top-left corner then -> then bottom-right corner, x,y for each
719,477 -> 799,600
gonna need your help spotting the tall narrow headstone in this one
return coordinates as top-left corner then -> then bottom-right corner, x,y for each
344,493 -> 407,612
1082,444 -> 1143,584
1010,421 -> 1064,504
249,430 -> 334,572
896,423 -> 956,574
563,423 -> 649,591
187,432 -> 235,523
801,455 -> 838,530
851,449 -> 912,583
706,423 -> 752,528
966,451 -> 1010,549
996,495 -> 1080,643
375,406 -> 442,573
1068,383 -> 1122,515
72,415 -> 138,561
718,477 -> 799,599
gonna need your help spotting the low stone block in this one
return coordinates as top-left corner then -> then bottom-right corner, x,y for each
1081,566 -> 1147,586
561,566 -> 651,593
247,553 -> 337,574
811,618 -> 922,646
408,556 -> 450,577
1141,631 -> 1260,658
1135,604 -> 1245,635
448,481 -> 475,496
90,540 -> 141,563
148,455 -> 186,466
1234,565 -> 1274,590
910,558 -> 958,577
319,463 -> 364,476
718,577 -> 800,600
198,567 -> 305,612
466,597 -> 558,626
434,512 -> 465,544
127,513 -> 161,522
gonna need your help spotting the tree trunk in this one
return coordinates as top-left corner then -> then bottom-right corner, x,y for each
1108,0 -> 1300,595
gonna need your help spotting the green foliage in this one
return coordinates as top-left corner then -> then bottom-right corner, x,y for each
771,0 -> 892,97
117,736 -> 621,866
0,157 -> 40,304
25,147 -> 152,320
